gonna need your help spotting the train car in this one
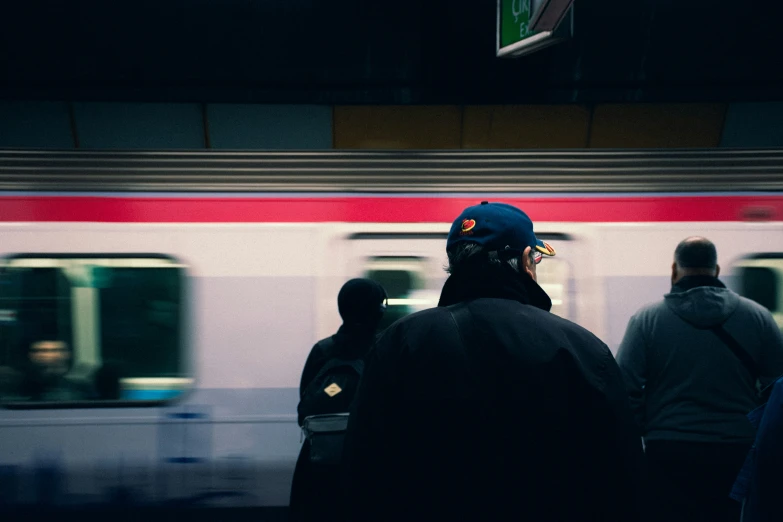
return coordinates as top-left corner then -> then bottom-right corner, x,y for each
0,149 -> 782,514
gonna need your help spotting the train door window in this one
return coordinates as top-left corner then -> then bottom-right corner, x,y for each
363,256 -> 433,331
734,254 -> 783,329
0,255 -> 190,407
349,232 -> 572,327
535,255 -> 572,320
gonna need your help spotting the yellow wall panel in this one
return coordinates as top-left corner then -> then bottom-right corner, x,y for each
462,105 -> 590,149
589,103 -> 727,148
333,106 -> 462,149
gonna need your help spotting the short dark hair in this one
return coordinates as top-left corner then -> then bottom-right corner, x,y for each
674,237 -> 717,269
446,242 -> 520,275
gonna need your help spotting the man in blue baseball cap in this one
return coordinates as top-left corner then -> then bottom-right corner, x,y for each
439,201 -> 556,306
342,201 -> 644,522
446,200 -> 557,259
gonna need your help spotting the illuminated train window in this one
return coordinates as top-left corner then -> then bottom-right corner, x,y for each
0,254 -> 190,407
735,254 -> 783,330
535,257 -> 571,320
364,256 -> 435,331
363,253 -> 572,328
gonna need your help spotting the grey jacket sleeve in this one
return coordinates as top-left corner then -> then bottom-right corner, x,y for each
616,313 -> 648,433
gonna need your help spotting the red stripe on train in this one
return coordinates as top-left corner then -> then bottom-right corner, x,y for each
0,196 -> 781,223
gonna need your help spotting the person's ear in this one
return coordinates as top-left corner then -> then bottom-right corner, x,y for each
715,264 -> 720,278
522,246 -> 537,282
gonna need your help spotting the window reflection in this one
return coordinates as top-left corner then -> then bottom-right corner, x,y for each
0,255 -> 190,406
364,256 -> 435,331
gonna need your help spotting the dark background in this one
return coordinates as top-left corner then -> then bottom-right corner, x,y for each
1,0 -> 781,105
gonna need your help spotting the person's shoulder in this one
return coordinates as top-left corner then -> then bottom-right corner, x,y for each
734,291 -> 775,317
615,298 -> 667,331
475,299 -> 610,357
517,307 -> 619,389
307,335 -> 338,361
732,292 -> 781,331
535,308 -> 609,351
632,298 -> 667,318
314,334 -> 336,348
380,307 -> 452,336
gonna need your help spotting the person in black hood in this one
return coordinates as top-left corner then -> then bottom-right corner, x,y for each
289,278 -> 387,522
296,278 -> 387,417
341,202 -> 644,522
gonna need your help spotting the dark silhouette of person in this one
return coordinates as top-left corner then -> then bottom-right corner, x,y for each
289,278 -> 387,522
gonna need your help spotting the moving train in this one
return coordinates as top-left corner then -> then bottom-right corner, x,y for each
0,149 -> 782,512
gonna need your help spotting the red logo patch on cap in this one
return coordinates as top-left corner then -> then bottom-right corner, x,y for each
460,219 -> 476,234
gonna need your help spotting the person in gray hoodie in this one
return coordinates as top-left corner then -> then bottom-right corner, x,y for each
617,236 -> 783,522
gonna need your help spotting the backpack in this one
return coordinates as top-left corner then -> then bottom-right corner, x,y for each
298,358 -> 364,465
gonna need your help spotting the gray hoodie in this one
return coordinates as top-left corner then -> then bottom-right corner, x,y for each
617,276 -> 783,443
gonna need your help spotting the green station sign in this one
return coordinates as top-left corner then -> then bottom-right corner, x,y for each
499,0 -> 537,48
497,0 -> 573,58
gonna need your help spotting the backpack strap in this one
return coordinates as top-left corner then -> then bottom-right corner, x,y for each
300,337 -> 337,393
306,358 -> 365,394
711,325 -> 761,384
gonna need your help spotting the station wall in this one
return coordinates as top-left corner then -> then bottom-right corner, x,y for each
1,101 -> 782,150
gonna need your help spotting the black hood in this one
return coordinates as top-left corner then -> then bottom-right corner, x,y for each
338,278 -> 387,327
437,261 -> 552,311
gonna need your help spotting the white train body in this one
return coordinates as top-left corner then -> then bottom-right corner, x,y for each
0,150 -> 782,509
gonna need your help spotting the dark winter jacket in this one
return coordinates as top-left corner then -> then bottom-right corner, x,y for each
342,263 -> 644,522
616,275 -> 783,443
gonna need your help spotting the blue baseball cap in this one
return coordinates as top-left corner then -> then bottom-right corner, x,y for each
446,201 -> 556,258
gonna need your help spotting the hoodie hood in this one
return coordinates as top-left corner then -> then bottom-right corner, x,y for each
338,278 -> 387,327
664,276 -> 739,328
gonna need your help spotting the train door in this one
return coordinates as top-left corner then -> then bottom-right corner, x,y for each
346,232 -> 447,332
331,230 -> 577,337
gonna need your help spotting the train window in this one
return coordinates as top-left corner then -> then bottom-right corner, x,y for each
735,254 -> 783,329
536,257 -> 571,320
742,267 -> 778,311
363,256 -> 434,331
0,255 -> 190,407
361,253 -> 572,328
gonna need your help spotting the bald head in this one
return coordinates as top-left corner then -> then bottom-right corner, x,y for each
675,237 -> 717,269
672,236 -> 719,284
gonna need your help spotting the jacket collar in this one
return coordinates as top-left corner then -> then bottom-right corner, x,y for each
437,262 -> 552,312
671,274 -> 726,293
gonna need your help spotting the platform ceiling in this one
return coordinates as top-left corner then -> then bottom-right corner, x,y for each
1,0 -> 781,104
